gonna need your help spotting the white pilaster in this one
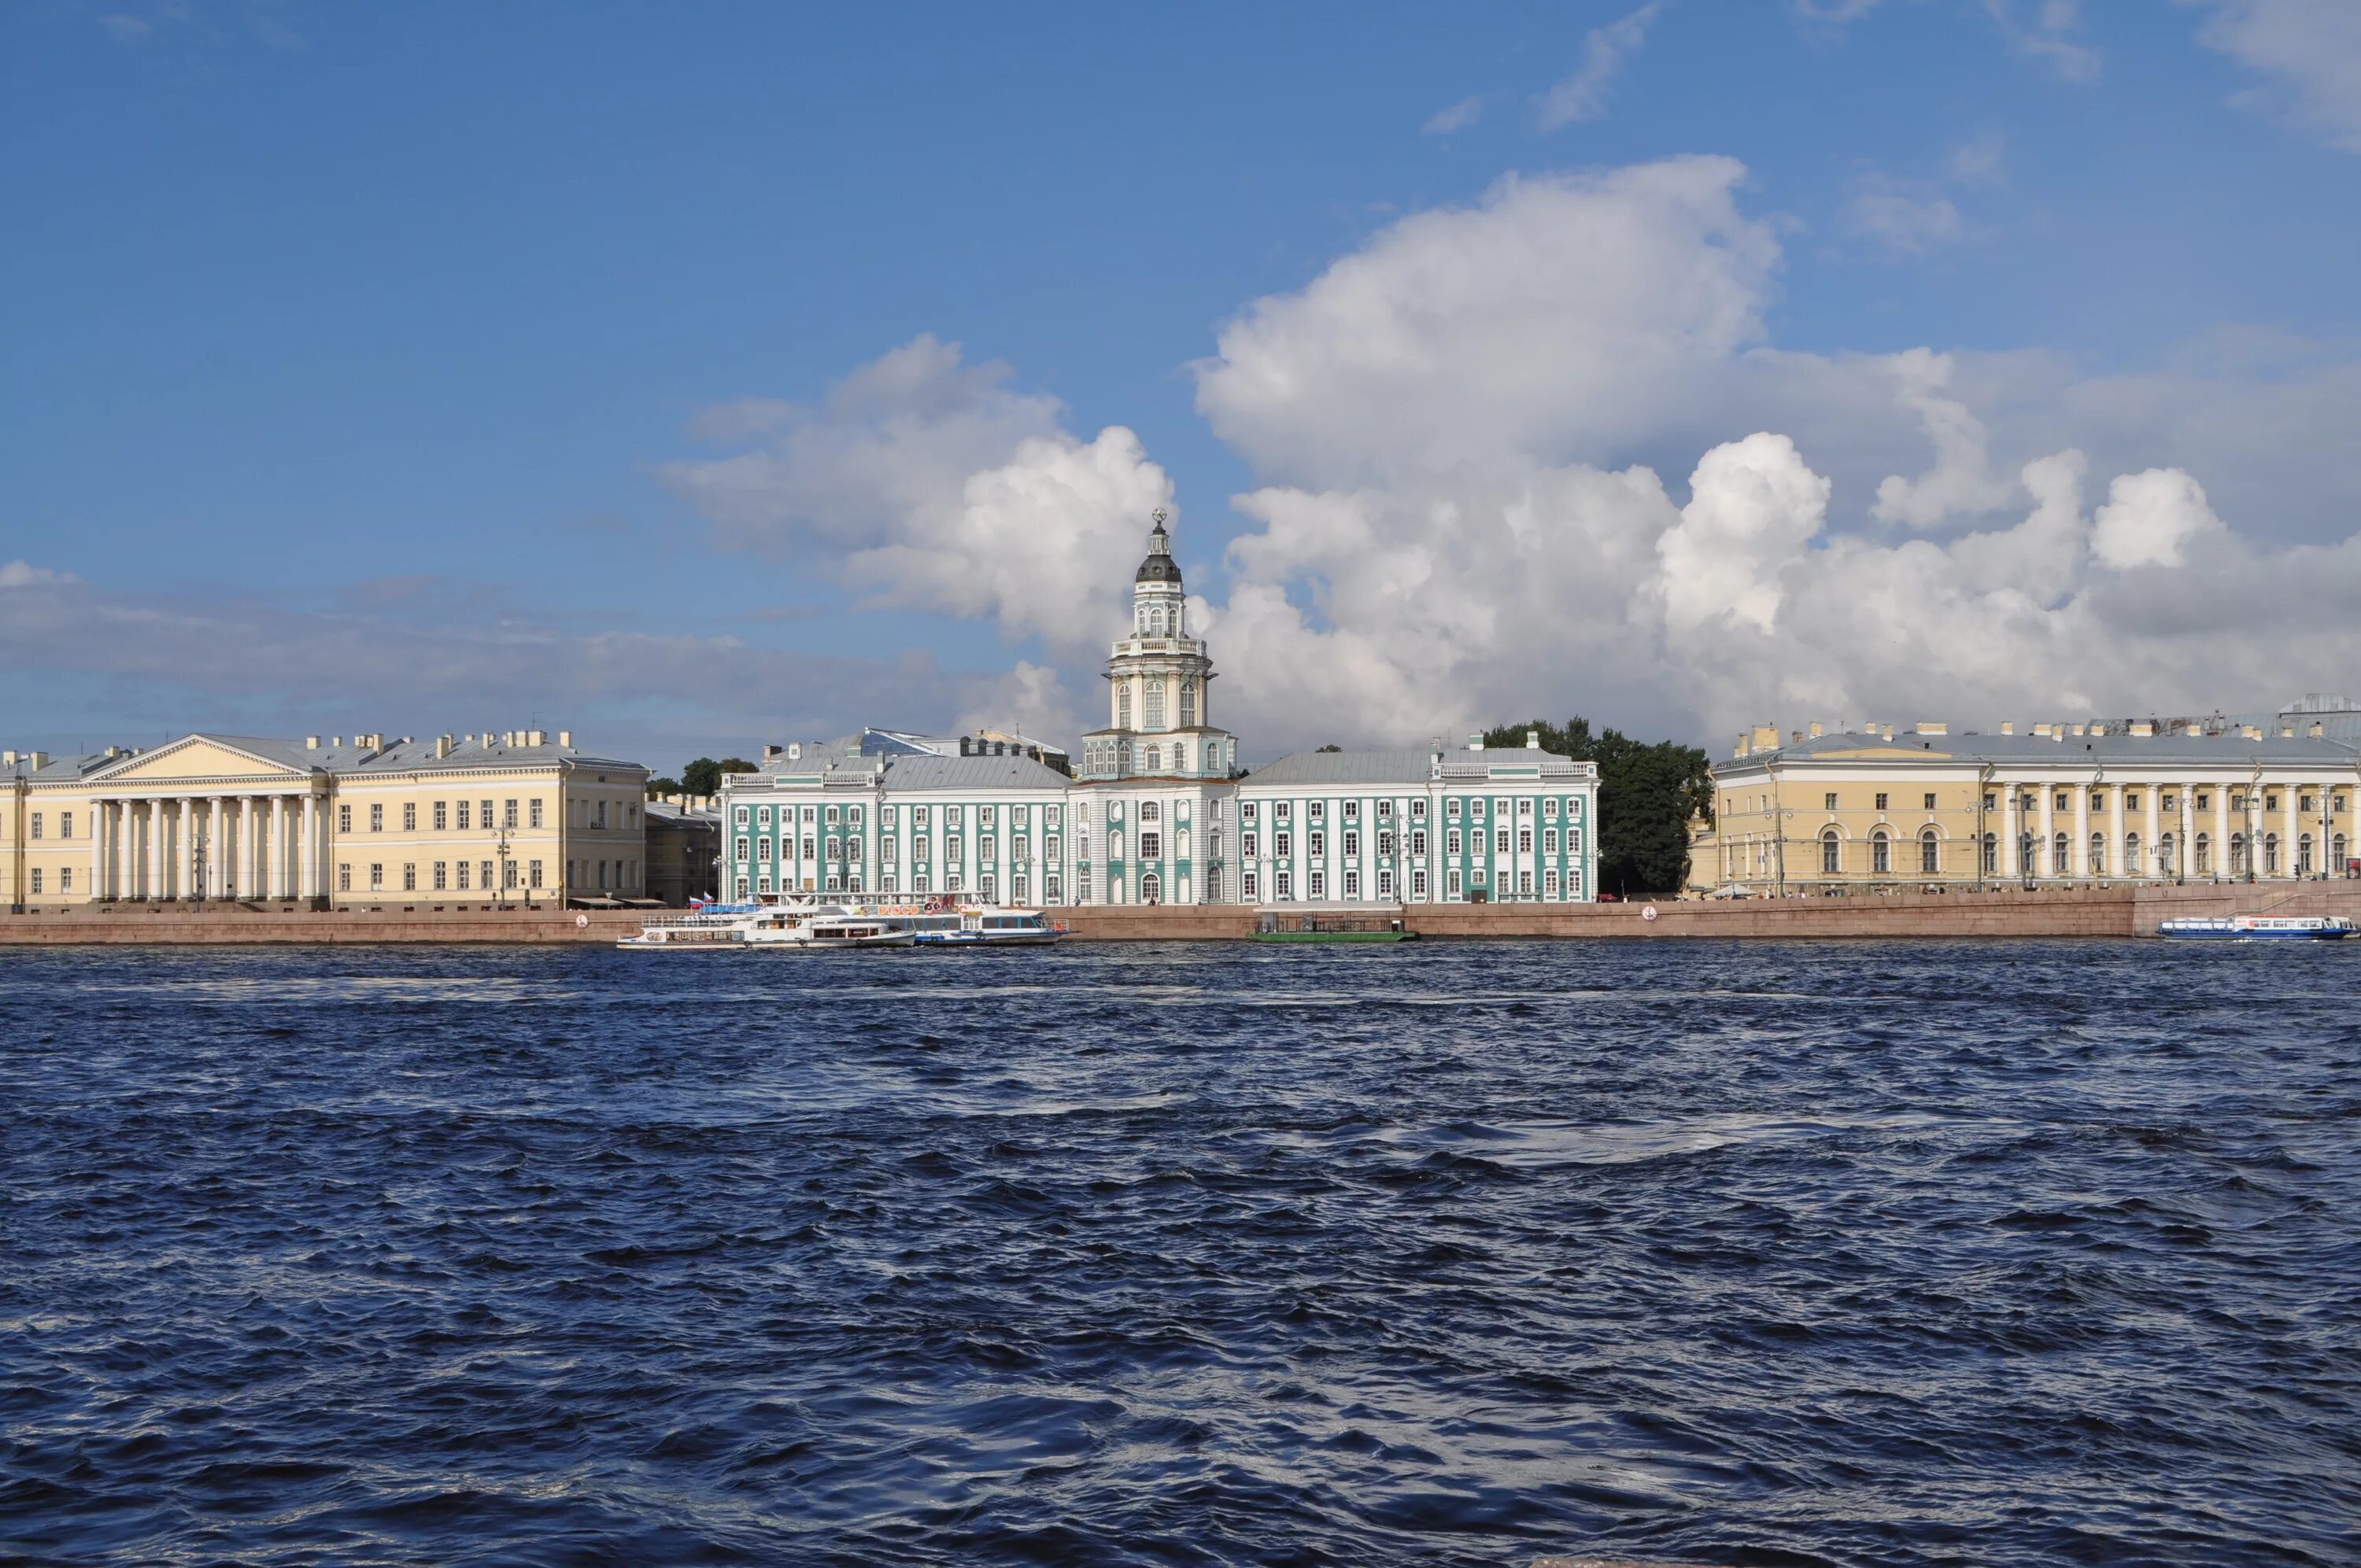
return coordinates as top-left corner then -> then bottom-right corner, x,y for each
2037,785 -> 2054,878
2072,785 -> 2090,878
2285,782 -> 2300,876
2109,787 -> 2125,879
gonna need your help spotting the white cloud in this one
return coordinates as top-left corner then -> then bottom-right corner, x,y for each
1193,157 -> 1778,487
1982,0 -> 2101,80
663,156 -> 2361,752
1422,95 -> 1487,135
2186,0 -> 2361,153
666,334 -> 1172,651
1536,2 -> 1665,128
0,560 -> 77,588
1843,174 -> 1964,256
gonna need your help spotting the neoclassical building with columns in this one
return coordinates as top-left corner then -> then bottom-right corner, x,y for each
3,731 -> 650,909
1692,718 -> 2361,895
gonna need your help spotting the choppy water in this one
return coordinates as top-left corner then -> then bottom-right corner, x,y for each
4,940 -> 2358,1567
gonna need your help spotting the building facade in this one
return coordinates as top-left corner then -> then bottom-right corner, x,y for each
1691,719 -> 2361,895
4,731 -> 652,909
717,515 -> 1602,907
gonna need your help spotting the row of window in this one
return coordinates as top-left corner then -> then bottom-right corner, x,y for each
1234,825 -> 1585,858
1809,826 -> 2354,877
733,802 -> 1061,832
327,857 -> 642,892
737,868 -> 1064,903
1084,737 -> 1226,774
22,812 -> 76,839
1784,788 -> 2357,817
1239,795 -> 1574,825
24,867 -> 72,895
736,833 -> 1063,861
1114,675 -> 1200,729
1236,865 -> 1579,900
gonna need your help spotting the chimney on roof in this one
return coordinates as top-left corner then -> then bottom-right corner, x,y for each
2001,722 -> 2014,735
1467,733 -> 1483,751
1880,724 -> 1894,742
306,736 -> 320,749
1,751 -> 13,766
331,736 -> 342,747
2242,725 -> 2262,740
2309,722 -> 2323,738
1751,725 -> 1779,752
1916,721 -> 1948,736
2129,721 -> 2154,737
559,730 -> 572,748
1809,721 -> 1823,739
435,735 -> 453,759
2282,725 -> 2295,738
2186,724 -> 2203,736
27,751 -> 48,769
1525,729 -> 1540,750
763,743 -> 782,760
528,729 -> 545,747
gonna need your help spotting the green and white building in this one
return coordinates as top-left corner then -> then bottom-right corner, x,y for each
717,513 -> 1599,906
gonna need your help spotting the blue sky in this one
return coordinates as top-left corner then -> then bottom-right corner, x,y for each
6,1 -> 2360,769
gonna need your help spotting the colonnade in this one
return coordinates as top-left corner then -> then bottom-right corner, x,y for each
89,792 -> 327,902
1993,777 -> 2349,881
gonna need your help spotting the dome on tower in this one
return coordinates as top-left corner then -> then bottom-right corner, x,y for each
1134,511 -> 1182,586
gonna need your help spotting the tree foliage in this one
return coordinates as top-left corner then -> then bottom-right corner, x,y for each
678,756 -> 759,796
1484,718 -> 1713,897
645,777 -> 682,799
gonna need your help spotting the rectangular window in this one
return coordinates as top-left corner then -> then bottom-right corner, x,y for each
1343,869 -> 1358,898
530,799 -> 544,829
1517,798 -> 1532,816
2127,792 -> 2142,811
339,804 -> 353,832
1545,868 -> 1560,895
1412,799 -> 1428,819
1544,828 -> 1558,854
28,869 -> 40,895
456,799 -> 471,831
1277,870 -> 1293,899
1046,872 -> 1061,903
1376,869 -> 1392,898
1308,831 -> 1324,856
803,837 -> 815,859
504,860 -> 519,889
26,814 -> 39,840
2267,794 -> 2281,812
947,806 -> 963,829
456,861 -> 471,890
370,803 -> 383,832
368,863 -> 383,889
1275,832 -> 1291,857
981,806 -> 997,828
1343,800 -> 1358,821
1046,835 -> 1060,861
1447,798 -> 1461,818
528,859 -> 542,889
434,801 -> 448,830
1275,802 -> 1291,821
500,799 -> 515,829
1518,870 -> 1533,894
1875,792 -> 1889,811
981,835 -> 997,861
401,802 -> 416,831
1923,793 -> 1937,811
1243,832 -> 1258,858
482,861 -> 493,891
1447,829 -> 1461,855
1517,828 -> 1532,853
1014,806 -> 1029,828
482,800 -> 494,832
1140,832 -> 1160,859
1496,828 -> 1510,853
401,863 -> 416,891
434,861 -> 447,890
1243,870 -> 1258,900
1984,792 -> 1997,810
1242,802 -> 1258,823
1307,869 -> 1325,897
1542,798 -> 1556,819
1308,801 -> 1324,821
61,811 -> 72,838
1412,829 -> 1427,855
1411,869 -> 1427,898
1447,868 -> 1461,897
1343,830 -> 1358,856
338,863 -> 352,891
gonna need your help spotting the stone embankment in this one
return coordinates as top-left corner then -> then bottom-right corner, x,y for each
2,883 -> 2358,945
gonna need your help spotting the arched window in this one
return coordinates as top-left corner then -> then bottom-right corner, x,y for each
2156,832 -> 2172,876
2124,831 -> 2141,877
1919,828 -> 1939,874
1140,871 -> 1162,905
1145,679 -> 1166,730
2298,832 -> 2314,874
1117,740 -> 1131,773
1982,832 -> 1997,875
1118,686 -> 1132,729
2052,832 -> 2069,876
2019,832 -> 2036,874
1871,830 -> 1890,876
2089,833 -> 2106,876
2335,833 -> 2349,872
2193,832 -> 2209,874
1821,829 -> 1840,874
2265,832 -> 2281,873
1144,745 -> 1160,772
1180,681 -> 1197,728
2230,832 -> 2246,874
1172,743 -> 1188,773
1140,802 -> 1159,823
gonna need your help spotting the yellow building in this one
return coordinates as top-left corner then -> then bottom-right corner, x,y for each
5,731 -> 652,909
1690,719 -> 2361,895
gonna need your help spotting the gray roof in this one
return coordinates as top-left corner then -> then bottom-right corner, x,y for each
1242,746 -> 1588,788
1725,728 -> 2361,772
874,753 -> 1071,792
5,750 -> 117,782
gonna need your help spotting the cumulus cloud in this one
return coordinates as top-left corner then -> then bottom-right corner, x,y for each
1535,2 -> 1665,128
2187,0 -> 2361,153
665,334 -> 1172,650
0,560 -> 78,588
1982,0 -> 2101,80
659,154 -> 2361,754
1843,173 -> 1964,256
1193,157 -> 1777,486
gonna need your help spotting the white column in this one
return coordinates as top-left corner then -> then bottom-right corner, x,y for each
2145,787 -> 2161,880
2109,787 -> 2125,880
2178,784 -> 2193,878
300,796 -> 318,899
272,795 -> 288,898
245,796 -> 260,898
144,799 -> 161,900
2001,782 -> 2019,877
2072,785 -> 2090,878
2037,785 -> 2054,879
2284,782 -> 2300,876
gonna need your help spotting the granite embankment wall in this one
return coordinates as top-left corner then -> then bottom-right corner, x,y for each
2,883 -> 2359,945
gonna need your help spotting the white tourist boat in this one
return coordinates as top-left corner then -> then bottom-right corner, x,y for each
2156,914 -> 2359,941
907,905 -> 1066,947
618,898 -> 916,950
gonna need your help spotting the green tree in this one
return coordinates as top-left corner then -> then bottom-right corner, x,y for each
679,758 -> 722,795
645,777 -> 682,799
1484,718 -> 1713,897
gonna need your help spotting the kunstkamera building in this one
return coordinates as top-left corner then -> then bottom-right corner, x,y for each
718,514 -> 1601,907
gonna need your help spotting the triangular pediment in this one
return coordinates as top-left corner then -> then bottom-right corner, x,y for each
91,736 -> 312,786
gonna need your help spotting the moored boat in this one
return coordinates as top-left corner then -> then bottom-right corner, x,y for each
2157,914 -> 2358,940
909,904 -> 1066,947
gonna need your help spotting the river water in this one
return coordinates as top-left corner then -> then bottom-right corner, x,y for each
3,940 -> 2356,1566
